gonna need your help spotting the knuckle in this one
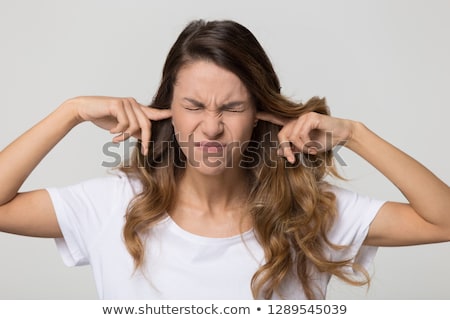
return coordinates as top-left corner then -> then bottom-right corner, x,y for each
128,124 -> 139,133
286,133 -> 296,142
304,112 -> 315,121
126,97 -> 137,105
142,121 -> 151,130
121,120 -> 130,128
277,133 -> 285,143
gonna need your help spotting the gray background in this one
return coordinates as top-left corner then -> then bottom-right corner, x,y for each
1,0 -> 449,299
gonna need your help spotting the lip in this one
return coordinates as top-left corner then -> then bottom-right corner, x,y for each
196,141 -> 227,148
195,141 -> 227,153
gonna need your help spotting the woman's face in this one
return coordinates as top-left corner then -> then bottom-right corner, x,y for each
171,60 -> 256,175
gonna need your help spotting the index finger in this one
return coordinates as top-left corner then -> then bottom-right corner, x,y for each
141,106 -> 172,121
256,111 -> 288,126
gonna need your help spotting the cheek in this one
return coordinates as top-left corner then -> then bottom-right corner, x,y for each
227,116 -> 255,139
171,110 -> 189,133
171,111 -> 199,144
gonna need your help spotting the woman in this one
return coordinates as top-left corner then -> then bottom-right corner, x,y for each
0,20 -> 448,299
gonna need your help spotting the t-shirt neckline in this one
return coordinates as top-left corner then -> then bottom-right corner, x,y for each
160,215 -> 255,245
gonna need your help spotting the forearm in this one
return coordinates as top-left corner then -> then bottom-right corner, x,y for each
346,121 -> 450,227
0,101 -> 81,204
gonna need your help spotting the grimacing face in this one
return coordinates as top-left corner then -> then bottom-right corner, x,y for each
170,60 -> 257,175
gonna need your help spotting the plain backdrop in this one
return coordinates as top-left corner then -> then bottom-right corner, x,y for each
1,0 -> 449,299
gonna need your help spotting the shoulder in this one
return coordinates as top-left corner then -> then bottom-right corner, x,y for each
55,169 -> 141,192
325,184 -> 385,217
46,169 -> 143,212
323,184 -> 386,244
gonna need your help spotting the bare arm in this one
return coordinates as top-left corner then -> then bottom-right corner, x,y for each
0,96 -> 171,238
347,122 -> 450,246
257,111 -> 450,246
0,104 -> 79,205
0,104 -> 79,237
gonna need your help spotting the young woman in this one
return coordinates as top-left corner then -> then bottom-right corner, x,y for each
0,20 -> 448,299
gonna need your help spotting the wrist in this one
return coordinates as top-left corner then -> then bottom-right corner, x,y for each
344,120 -> 367,152
58,97 -> 85,127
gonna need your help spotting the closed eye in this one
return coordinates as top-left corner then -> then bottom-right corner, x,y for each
183,106 -> 202,111
223,107 -> 245,113
181,98 -> 248,113
221,102 -> 246,113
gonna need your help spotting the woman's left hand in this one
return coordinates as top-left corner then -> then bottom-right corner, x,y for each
256,111 -> 354,163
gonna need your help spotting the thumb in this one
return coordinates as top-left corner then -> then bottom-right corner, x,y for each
141,106 -> 172,121
256,111 -> 288,126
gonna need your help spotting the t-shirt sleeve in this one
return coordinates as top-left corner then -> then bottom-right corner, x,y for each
326,185 -> 386,276
46,173 -> 136,267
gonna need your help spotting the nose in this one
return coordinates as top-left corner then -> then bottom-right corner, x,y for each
200,111 -> 224,139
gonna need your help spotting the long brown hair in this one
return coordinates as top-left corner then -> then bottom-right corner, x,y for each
121,20 -> 367,299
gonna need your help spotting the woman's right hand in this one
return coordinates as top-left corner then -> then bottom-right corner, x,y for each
0,96 -> 172,236
66,96 -> 172,155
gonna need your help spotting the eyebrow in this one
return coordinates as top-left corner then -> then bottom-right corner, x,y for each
183,98 -> 246,110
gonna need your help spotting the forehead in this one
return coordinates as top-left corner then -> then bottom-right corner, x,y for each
173,60 -> 250,101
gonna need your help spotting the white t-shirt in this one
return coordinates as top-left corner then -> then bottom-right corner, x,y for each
46,172 -> 385,299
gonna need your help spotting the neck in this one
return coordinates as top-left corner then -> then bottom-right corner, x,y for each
176,167 -> 250,213
169,166 -> 253,237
